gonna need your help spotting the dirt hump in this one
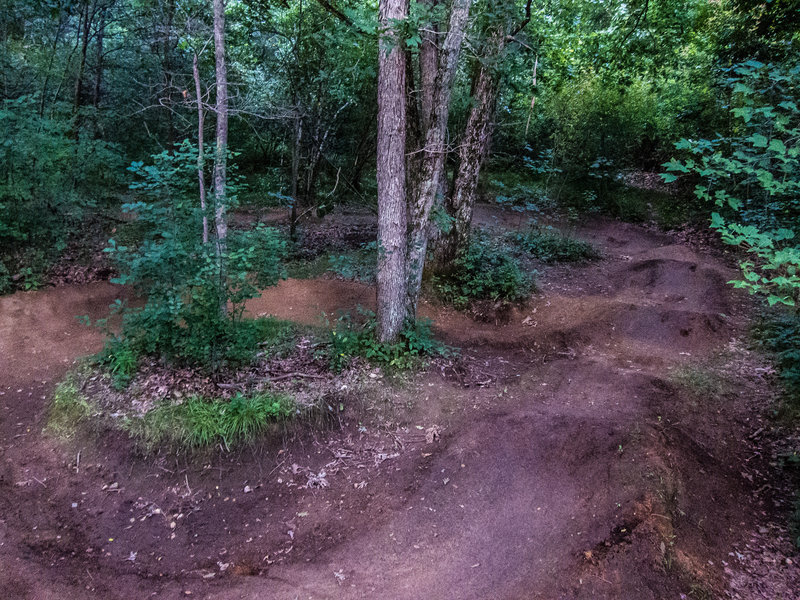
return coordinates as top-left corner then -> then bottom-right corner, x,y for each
0,217 -> 787,600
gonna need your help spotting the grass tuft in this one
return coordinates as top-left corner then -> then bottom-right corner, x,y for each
46,378 -> 96,438
124,392 -> 295,452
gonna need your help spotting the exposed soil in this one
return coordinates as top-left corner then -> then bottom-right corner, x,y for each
1,209 -> 798,599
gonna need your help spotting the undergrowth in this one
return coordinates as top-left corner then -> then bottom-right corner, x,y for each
98,316 -> 300,388
752,314 -> 800,413
46,376 -> 96,438
124,393 -> 294,452
328,241 -> 377,283
508,227 -> 599,262
328,310 -> 449,371
669,364 -> 730,399
752,312 -> 800,547
433,234 -> 533,309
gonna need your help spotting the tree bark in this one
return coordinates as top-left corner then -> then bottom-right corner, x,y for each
290,113 -> 302,240
418,0 -> 439,133
213,0 -> 229,315
193,52 -> 209,245
376,0 -> 408,343
431,21 -> 508,268
93,6 -> 106,109
431,1 -> 532,268
405,0 -> 471,318
73,0 -> 93,135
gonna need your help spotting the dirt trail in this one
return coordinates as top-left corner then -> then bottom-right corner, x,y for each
0,217 -> 792,599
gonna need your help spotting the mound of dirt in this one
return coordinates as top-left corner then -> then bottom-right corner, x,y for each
0,215 -> 796,600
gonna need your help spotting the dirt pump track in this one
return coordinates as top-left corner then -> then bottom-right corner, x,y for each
0,216 -> 798,599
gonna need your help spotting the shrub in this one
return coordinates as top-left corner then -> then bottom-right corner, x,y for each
0,96 -> 122,292
434,235 -> 533,309
125,393 -> 294,451
328,310 -> 448,371
664,60 -> 800,309
509,228 -> 599,262
328,241 -> 377,283
105,143 -> 287,369
752,314 -> 800,402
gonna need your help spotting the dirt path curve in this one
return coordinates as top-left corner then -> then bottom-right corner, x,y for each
0,218 -> 785,599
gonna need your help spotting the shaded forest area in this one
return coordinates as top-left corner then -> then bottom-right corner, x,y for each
1,0 -> 800,598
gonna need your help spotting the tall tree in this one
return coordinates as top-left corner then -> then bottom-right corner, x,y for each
212,0 -> 228,314
404,0 -> 471,314
376,0 -> 408,342
433,0 -> 531,267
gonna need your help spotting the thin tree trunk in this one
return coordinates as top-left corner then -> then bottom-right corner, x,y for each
39,14 -> 66,117
434,48 -> 499,267
418,0 -> 439,132
348,108 -> 377,193
432,24 -> 506,268
376,0 -> 408,343
73,0 -> 93,135
164,0 -> 176,150
405,0 -> 471,318
290,113 -> 302,240
213,0 -> 229,316
93,6 -> 106,109
193,52 -> 209,245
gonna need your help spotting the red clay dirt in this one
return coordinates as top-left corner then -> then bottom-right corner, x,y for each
1,215 -> 798,599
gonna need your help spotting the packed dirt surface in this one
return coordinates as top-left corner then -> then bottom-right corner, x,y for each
1,213 -> 798,599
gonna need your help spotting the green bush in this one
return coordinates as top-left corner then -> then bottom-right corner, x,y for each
0,96 -> 122,292
509,227 -> 599,262
753,314 -> 800,402
328,310 -> 448,371
124,392 -> 294,451
664,61 -> 800,309
328,241 -> 377,283
434,235 -> 533,309
105,143 -> 287,369
547,77 -> 660,176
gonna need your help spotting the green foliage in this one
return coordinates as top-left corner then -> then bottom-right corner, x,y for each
669,364 -> 729,398
328,241 -> 378,283
509,227 -> 599,262
124,393 -> 294,452
752,314 -> 800,402
46,377 -> 96,438
434,235 -> 533,309
99,337 -> 139,390
664,61 -> 800,308
106,144 -> 287,368
492,179 -> 552,219
546,77 -> 667,177
0,96 -> 121,291
328,310 -> 448,371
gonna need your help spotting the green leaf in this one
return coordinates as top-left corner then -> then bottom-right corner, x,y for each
768,139 -> 787,155
750,133 -> 768,148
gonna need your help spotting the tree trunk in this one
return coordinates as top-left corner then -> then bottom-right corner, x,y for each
290,113 -> 302,240
376,0 -> 408,343
432,26 -> 506,268
193,52 -> 209,245
163,0 -> 176,150
73,0 -> 93,135
418,0 -> 439,133
93,6 -> 106,109
213,0 -> 229,316
405,0 -> 471,319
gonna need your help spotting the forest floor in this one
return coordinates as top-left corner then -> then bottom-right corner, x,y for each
1,205 -> 799,599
